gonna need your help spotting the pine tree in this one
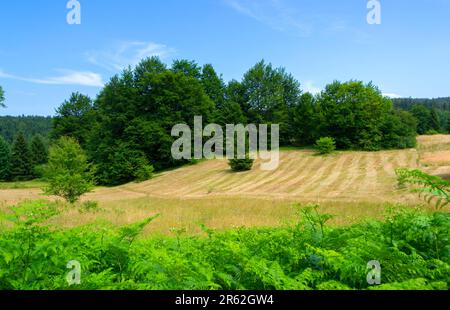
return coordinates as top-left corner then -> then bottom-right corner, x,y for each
10,132 -> 33,181
0,136 -> 11,181
430,109 -> 441,132
30,135 -> 48,166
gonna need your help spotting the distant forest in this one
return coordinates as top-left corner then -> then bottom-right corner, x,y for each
0,116 -> 52,143
393,97 -> 450,111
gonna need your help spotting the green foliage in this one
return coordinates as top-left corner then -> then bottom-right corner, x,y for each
0,201 -> 448,290
410,104 -> 434,135
0,85 -> 4,108
134,163 -> 155,183
290,92 -> 321,145
228,157 -> 254,172
0,116 -> 52,144
396,168 -> 450,209
0,136 -> 11,181
52,92 -> 94,146
380,110 -> 417,149
425,129 -> 440,135
316,81 -> 403,151
89,58 -> 215,185
240,60 -> 301,145
10,132 -> 33,181
315,137 -> 336,155
29,135 -> 48,177
42,137 -> 95,203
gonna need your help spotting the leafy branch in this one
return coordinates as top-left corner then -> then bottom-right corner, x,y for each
396,168 -> 450,210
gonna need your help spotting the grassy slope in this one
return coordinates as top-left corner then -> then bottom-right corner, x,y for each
0,135 -> 449,234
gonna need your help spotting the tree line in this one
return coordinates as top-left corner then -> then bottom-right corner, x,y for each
0,133 -> 48,181
393,97 -> 450,134
46,57 -> 419,185
0,115 -> 52,144
1,58 -> 448,185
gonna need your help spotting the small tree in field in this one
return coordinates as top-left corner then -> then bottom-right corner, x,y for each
315,137 -> 336,155
229,157 -> 254,172
43,137 -> 94,203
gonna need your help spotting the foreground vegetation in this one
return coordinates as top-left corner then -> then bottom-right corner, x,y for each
0,201 -> 448,290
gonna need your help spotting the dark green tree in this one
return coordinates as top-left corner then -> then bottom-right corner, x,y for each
201,64 -> 226,110
90,57 -> 215,185
447,112 -> 450,133
10,132 -> 33,181
134,56 -> 167,81
0,136 -> 10,181
410,104 -> 432,134
30,135 -> 48,176
52,92 -> 94,146
171,59 -> 202,79
0,86 -> 5,108
380,110 -> 417,149
430,109 -> 441,132
241,60 -> 301,145
290,92 -> 321,145
316,81 -> 392,150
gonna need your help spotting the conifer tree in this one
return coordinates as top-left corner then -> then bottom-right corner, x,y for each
0,136 -> 11,181
10,132 -> 33,181
30,135 -> 48,166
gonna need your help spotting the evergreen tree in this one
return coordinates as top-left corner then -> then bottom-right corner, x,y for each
10,132 -> 33,181
52,92 -> 94,146
447,112 -> 450,133
0,85 -> 5,108
0,136 -> 10,181
30,135 -> 48,176
430,109 -> 441,132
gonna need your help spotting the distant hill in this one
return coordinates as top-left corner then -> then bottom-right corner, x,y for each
0,115 -> 52,144
393,97 -> 450,111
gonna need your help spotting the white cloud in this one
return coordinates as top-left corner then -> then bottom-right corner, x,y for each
302,80 -> 322,95
87,41 -> 175,72
224,0 -> 312,36
383,92 -> 402,98
0,69 -> 104,87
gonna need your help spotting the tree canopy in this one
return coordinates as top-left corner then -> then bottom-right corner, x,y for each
47,57 -> 422,185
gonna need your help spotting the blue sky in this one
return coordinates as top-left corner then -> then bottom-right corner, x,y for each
0,0 -> 449,116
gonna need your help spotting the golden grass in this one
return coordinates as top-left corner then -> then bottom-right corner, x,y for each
0,135 -> 449,235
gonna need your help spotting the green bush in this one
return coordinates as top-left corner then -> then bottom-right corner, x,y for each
0,201 -> 448,290
134,164 -> 155,183
315,137 -> 336,155
228,157 -> 254,172
425,129 -> 440,135
42,137 -> 95,203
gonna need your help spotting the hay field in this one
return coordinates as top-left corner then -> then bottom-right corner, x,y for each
0,135 -> 449,234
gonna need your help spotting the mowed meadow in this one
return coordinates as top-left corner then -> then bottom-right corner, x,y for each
1,135 -> 449,235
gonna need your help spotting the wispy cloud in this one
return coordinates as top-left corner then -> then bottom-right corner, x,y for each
0,70 -> 104,87
86,41 -> 175,72
302,80 -> 322,95
224,0 -> 312,36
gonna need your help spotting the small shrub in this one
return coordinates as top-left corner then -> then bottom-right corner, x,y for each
42,137 -> 95,204
424,129 -> 440,135
79,201 -> 102,214
134,164 -> 154,183
315,137 -> 336,155
229,157 -> 254,172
